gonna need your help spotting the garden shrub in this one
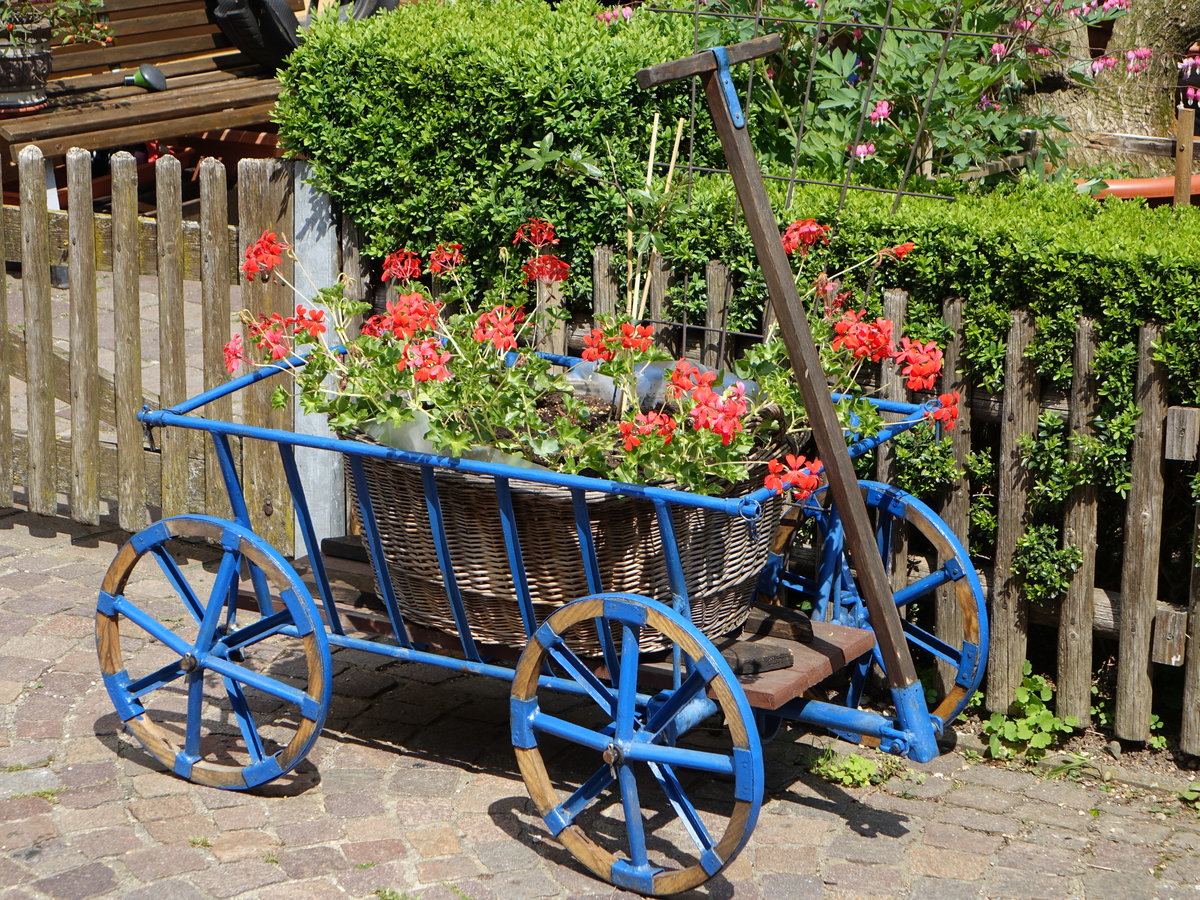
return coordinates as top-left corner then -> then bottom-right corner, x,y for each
274,0 -> 705,308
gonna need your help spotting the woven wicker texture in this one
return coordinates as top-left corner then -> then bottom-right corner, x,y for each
349,454 -> 783,655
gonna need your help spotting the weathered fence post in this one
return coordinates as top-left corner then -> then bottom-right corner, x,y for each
987,308 -> 1039,712
703,260 -> 731,368
592,245 -> 618,321
1115,323 -> 1167,742
1175,107 -> 1196,207
0,163 -> 9,510
291,161 -> 345,556
937,295 -> 971,695
111,152 -> 147,532
1183,501 -> 1200,755
238,157 -> 295,552
200,158 -> 233,520
67,147 -> 99,525
20,146 -> 56,517
156,155 -> 189,520
1057,317 -> 1099,724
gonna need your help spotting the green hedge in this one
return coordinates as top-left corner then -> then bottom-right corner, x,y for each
274,0 -> 703,307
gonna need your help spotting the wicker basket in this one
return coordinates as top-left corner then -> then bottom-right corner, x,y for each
348,452 -> 783,656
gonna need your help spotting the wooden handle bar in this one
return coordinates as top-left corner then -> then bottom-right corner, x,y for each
636,34 -> 782,89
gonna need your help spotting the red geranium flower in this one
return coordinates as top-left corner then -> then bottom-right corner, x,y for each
222,334 -> 246,373
582,327 -> 616,363
894,337 -> 944,391
781,219 -> 830,256
620,322 -> 654,353
291,305 -> 327,338
429,243 -> 464,276
473,304 -> 525,352
522,253 -> 570,285
241,230 -> 287,282
765,454 -> 824,500
928,390 -> 961,429
832,309 -> 895,362
382,249 -> 422,283
398,336 -> 452,383
513,218 -> 558,248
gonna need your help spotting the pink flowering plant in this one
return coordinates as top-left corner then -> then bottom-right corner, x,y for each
225,217 -> 956,500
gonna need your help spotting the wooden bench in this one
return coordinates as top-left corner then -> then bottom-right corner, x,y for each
0,0 -> 301,172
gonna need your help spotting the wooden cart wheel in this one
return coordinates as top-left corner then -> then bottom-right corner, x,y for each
801,481 -> 988,727
511,593 -> 762,896
96,515 -> 332,790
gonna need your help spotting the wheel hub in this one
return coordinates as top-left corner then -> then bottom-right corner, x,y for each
602,742 -> 624,767
180,653 -> 199,672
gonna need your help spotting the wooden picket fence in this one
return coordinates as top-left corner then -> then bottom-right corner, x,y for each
3,150 -> 1200,755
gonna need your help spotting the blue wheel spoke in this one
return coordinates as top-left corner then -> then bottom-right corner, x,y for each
893,568 -> 953,608
901,619 -> 962,668
151,548 -> 205,623
125,660 -> 188,699
639,667 -> 711,742
530,711 -> 612,752
219,609 -> 296,655
594,616 -> 620,693
223,676 -> 267,764
111,595 -> 194,657
649,761 -> 716,859
544,641 -> 617,717
618,764 -> 649,868
615,621 -> 642,743
184,671 -> 205,758
622,741 -> 734,776
202,656 -> 318,720
554,762 -> 616,830
196,550 -> 242,650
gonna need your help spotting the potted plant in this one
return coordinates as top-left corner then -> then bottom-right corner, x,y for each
0,0 -> 112,114
224,218 -> 957,651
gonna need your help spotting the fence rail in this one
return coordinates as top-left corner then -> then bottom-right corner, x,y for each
3,151 -> 1199,754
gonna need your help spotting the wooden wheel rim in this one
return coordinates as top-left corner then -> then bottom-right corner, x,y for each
96,515 -> 332,790
512,593 -> 762,896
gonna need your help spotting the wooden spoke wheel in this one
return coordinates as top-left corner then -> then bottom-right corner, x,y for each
511,593 -> 762,896
96,516 -> 332,790
802,481 -> 988,727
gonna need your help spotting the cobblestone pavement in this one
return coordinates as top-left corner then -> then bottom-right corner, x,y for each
3,507 -> 1200,900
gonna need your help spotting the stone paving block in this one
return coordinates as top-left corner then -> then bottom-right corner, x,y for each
129,793 -> 196,822
1088,837 -> 1162,873
277,818 -> 346,848
191,859 -> 287,898
1080,867 -> 1166,898
993,838 -> 1083,875
406,824 -> 463,858
277,844 -> 347,880
141,813 -> 218,844
324,789 -> 388,819
32,861 -> 119,900
65,825 -> 144,859
121,843 -> 211,881
212,802 -> 269,831
755,812 -> 832,846
1023,778 -> 1100,809
340,838 -> 407,867
919,821 -> 1005,855
907,844 -> 989,881
332,858 -> 410,897
827,832 -> 909,865
821,860 -> 904,894
56,780 -> 123,810
1158,852 -> 1200,884
475,867 -> 564,897
935,805 -> 1022,835
208,830 -> 282,864
415,853 -> 485,883
752,844 -> 822,875
981,866 -> 1080,899
904,875 -> 984,899
0,814 -> 57,851
415,880 -> 502,900
252,876 -> 349,899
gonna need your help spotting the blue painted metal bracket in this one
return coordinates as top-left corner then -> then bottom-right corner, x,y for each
711,47 -> 745,129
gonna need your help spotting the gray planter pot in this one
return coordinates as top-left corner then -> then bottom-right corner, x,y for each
0,20 -> 52,113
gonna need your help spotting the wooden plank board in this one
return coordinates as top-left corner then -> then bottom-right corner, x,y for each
1165,407 -> 1200,461
1182,506 -> 1200,754
2,80 -> 280,142
616,622 -> 876,711
1115,324 -> 1167,742
1086,131 -> 1200,160
51,34 -> 232,75
46,52 -> 253,95
67,148 -> 100,525
45,67 -> 266,112
2,203 -> 240,281
1058,317 -> 1099,724
0,162 -> 10,510
11,102 -> 278,158
987,309 -> 1038,713
199,158 -> 234,520
157,155 -> 190,519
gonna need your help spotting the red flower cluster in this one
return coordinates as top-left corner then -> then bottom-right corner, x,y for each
223,334 -> 246,373
927,390 -> 961,430
362,292 -> 443,340
473,304 -> 525,352
581,328 -> 616,362
765,454 -> 824,501
241,230 -> 287,282
382,249 -> 422,283
895,337 -> 945,391
618,410 -> 676,452
513,218 -> 558,249
522,253 -> 570,285
782,219 -> 831,256
225,304 -> 333,372
878,241 -> 916,261
429,243 -> 464,275
667,359 -> 716,398
832,309 -> 895,362
690,382 -> 749,446
398,336 -> 452,383
620,322 -> 654,352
